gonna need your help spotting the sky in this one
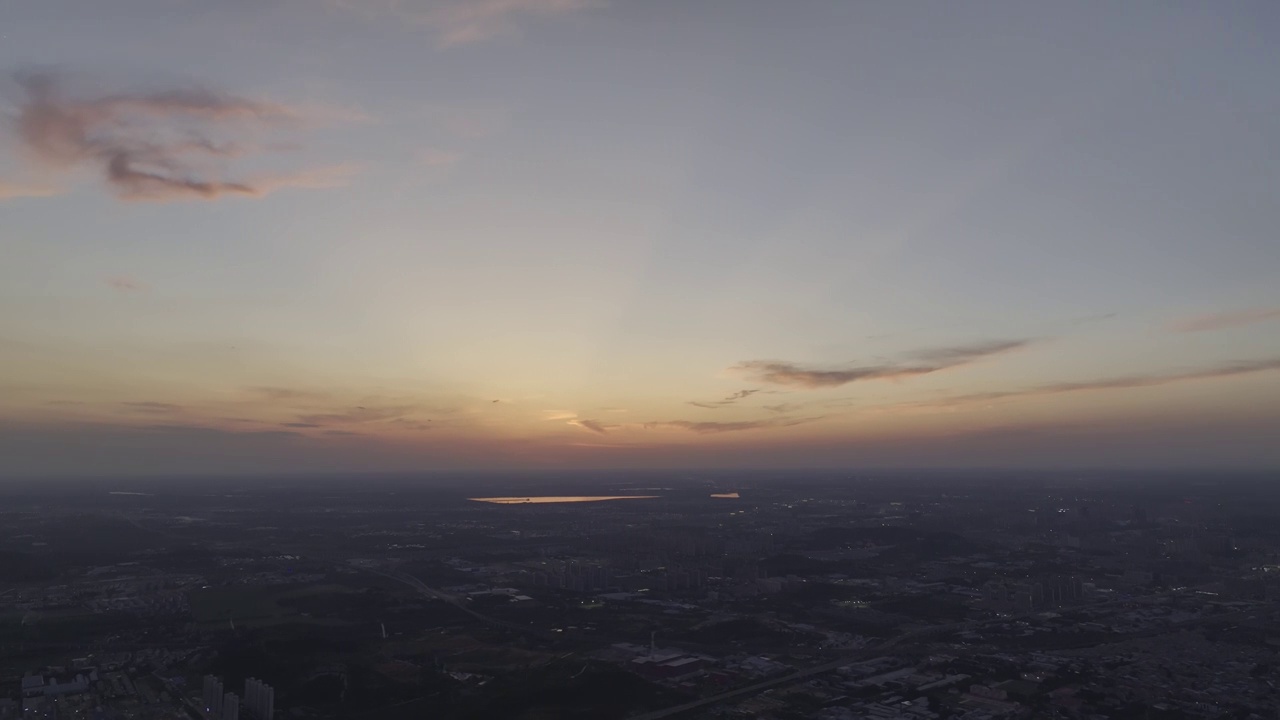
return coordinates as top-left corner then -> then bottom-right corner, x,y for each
2,1 -> 1279,476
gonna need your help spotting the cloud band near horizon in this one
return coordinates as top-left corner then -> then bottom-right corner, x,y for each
734,339 -> 1034,389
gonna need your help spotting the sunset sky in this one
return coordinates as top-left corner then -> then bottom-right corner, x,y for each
2,1 -> 1279,476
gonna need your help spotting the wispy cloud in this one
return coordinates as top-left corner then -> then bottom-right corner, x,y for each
569,418 -> 611,434
736,339 -> 1033,389
917,357 -> 1280,409
389,418 -> 435,431
688,388 -> 766,409
249,164 -> 361,193
336,0 -> 601,47
119,401 -> 183,415
7,71 -> 355,202
1169,308 -> 1280,333
0,179 -> 60,199
296,405 -> 418,425
247,387 -> 332,402
546,411 -> 618,434
904,340 -> 1033,365
646,416 -> 823,434
106,275 -> 145,292
1070,312 -> 1117,326
762,403 -> 802,414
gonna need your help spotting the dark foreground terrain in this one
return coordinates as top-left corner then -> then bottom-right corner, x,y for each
1,470 -> 1278,719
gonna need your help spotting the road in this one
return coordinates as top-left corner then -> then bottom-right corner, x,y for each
627,586 -> 1212,720
356,563 -> 1214,720
628,652 -> 877,719
361,566 -> 552,641
626,619 -> 962,720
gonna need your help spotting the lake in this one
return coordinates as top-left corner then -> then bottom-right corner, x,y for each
468,495 -> 659,504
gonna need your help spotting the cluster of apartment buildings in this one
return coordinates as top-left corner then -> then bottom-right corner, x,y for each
202,675 -> 274,720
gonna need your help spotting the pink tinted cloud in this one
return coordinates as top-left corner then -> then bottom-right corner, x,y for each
9,71 -> 355,202
1169,308 -> 1280,333
568,418 -> 611,434
338,0 -> 600,47
0,180 -> 61,199
431,0 -> 600,46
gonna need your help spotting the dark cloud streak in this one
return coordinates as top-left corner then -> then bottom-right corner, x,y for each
646,416 -> 823,434
905,339 -> 1032,364
687,388 -> 767,409
295,405 -> 417,425
687,401 -> 721,409
920,357 -> 1280,408
118,401 -> 183,414
573,419 -> 609,434
7,71 -> 344,201
247,387 -> 331,402
736,338 -> 1034,389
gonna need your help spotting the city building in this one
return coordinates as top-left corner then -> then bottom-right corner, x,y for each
244,678 -> 275,720
202,675 -> 224,716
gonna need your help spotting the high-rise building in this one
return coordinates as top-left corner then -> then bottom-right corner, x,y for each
202,676 -> 224,716
244,678 -> 275,720
222,692 -> 239,720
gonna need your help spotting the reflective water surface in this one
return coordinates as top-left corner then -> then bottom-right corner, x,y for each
468,495 -> 659,504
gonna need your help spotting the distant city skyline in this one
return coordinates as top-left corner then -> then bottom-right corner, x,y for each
2,1 -> 1279,475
